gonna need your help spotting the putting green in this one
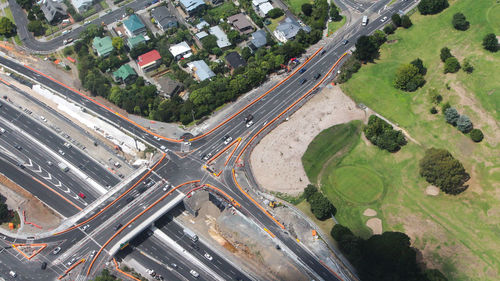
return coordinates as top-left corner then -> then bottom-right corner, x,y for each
328,165 -> 384,204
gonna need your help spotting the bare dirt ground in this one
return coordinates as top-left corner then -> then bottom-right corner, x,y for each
250,85 -> 367,195
425,185 -> 440,196
0,174 -> 61,234
178,193 -> 308,281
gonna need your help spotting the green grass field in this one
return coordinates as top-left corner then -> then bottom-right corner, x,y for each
207,2 -> 238,19
268,15 -> 285,32
302,1 -> 500,280
327,16 -> 346,36
283,0 -> 313,15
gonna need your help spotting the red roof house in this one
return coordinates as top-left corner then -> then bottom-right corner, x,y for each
137,50 -> 162,71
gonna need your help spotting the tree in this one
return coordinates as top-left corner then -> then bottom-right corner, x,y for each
469,129 -> 484,142
301,3 -> 313,17
401,15 -> 412,28
111,37 -> 124,51
391,13 -> 401,27
383,24 -> 396,35
0,203 -> 9,223
425,269 -> 449,281
364,115 -> 407,152
201,35 -> 218,52
27,20 -> 45,36
330,4 -> 342,21
16,0 -> 33,10
456,114 -> 473,133
418,0 -> 449,15
371,30 -> 386,47
267,8 -> 284,19
0,17 -> 16,37
92,269 -> 119,281
393,63 -> 425,92
462,58 -> 473,73
440,47 -> 452,62
419,148 -> 469,194
410,58 -> 426,75
353,35 -> 378,62
309,192 -> 336,220
444,57 -> 460,73
444,107 -> 459,125
452,12 -> 469,30
303,184 -> 318,201
428,88 -> 442,104
227,29 -> 240,45
430,107 -> 438,114
482,33 -> 498,52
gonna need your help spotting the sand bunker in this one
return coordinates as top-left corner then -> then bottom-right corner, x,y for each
366,218 -> 382,235
363,208 -> 377,217
426,185 -> 440,196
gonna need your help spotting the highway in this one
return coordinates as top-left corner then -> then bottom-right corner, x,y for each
0,0 -> 419,280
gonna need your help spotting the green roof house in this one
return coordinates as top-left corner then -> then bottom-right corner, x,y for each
112,64 -> 137,84
123,14 -> 146,37
127,35 -> 146,49
92,36 -> 114,57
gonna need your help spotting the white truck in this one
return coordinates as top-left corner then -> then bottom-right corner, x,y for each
362,15 -> 368,26
58,162 -> 69,172
183,228 -> 198,242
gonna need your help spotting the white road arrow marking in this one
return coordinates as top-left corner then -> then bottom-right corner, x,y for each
42,174 -> 52,180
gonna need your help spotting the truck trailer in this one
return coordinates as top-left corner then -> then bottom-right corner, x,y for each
183,228 -> 198,242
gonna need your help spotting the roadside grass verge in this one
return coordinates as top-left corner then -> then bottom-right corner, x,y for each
327,16 -> 345,36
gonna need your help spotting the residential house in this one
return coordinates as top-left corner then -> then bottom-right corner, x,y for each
40,0 -> 67,24
123,14 -> 147,37
273,17 -> 311,43
92,36 -> 114,57
137,50 -> 162,71
252,0 -> 273,17
196,20 -> 209,31
208,26 -> 231,49
179,0 -> 205,16
70,0 -> 92,13
113,64 -> 137,84
225,52 -> 246,71
169,41 -> 192,60
151,6 -> 178,32
249,29 -> 267,51
227,13 -> 254,34
127,35 -> 146,49
156,76 -> 183,98
187,60 -> 215,81
195,31 -> 208,41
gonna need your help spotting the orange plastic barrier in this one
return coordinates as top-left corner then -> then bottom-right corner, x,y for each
54,154 -> 166,235
86,180 -> 200,275
231,169 -> 285,229
58,258 -> 85,280
31,177 -> 82,211
113,258 -> 141,281
189,47 -> 324,142
23,65 -> 182,143
0,77 -> 11,85
12,243 -> 47,260
204,184 -> 241,208
263,228 -> 276,238
206,137 -> 240,165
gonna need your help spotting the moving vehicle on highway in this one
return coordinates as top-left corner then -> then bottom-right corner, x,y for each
58,162 -> 69,172
190,270 -> 199,278
362,15 -> 368,26
52,247 -> 61,255
246,120 -> 254,127
183,228 -> 198,242
204,252 -> 213,261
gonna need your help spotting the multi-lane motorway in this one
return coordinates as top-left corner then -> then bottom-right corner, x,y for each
0,0 -> 419,280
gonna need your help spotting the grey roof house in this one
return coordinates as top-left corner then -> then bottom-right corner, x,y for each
70,0 -> 92,13
187,60 -> 215,81
249,29 -> 267,50
40,0 -> 67,24
225,52 -> 246,70
179,0 -> 205,15
151,6 -> 178,32
273,17 -> 311,43
209,26 -> 231,49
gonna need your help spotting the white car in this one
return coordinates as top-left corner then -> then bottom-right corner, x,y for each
190,270 -> 199,278
9,271 -> 16,277
58,149 -> 65,156
90,250 -> 96,258
40,116 -> 47,122
204,253 -> 213,261
381,16 -> 388,22
246,120 -> 254,128
224,137 -> 233,145
81,225 -> 90,231
163,184 -> 171,191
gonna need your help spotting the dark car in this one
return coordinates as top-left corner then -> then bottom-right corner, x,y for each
314,73 -> 321,80
41,262 -> 47,270
114,223 -> 122,231
343,39 -> 349,45
244,114 -> 253,122
321,50 -> 326,55
14,145 -> 22,150
300,79 -> 307,85
143,178 -> 152,185
299,68 -> 307,74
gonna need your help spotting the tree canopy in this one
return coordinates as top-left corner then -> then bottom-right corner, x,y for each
444,107 -> 459,125
419,148 -> 469,194
267,8 -> 284,19
469,129 -> 483,142
391,13 -> 401,27
456,114 -> 473,133
482,33 -> 498,52
393,63 -> 425,92
364,115 -> 407,152
401,15 -> 412,28
301,4 -> 313,17
444,57 -> 460,73
91,269 -> 119,281
440,47 -> 452,62
354,35 -> 378,62
0,17 -> 16,37
418,0 -> 449,15
452,12 -> 469,30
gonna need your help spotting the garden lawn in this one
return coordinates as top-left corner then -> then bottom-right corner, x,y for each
284,0 -> 313,15
268,15 -> 285,32
319,0 -> 500,280
207,2 -> 238,19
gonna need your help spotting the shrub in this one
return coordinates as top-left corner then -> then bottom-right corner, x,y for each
419,148 -> 469,194
428,88 -> 442,104
410,58 -> 426,75
462,58 -> 473,73
336,56 -> 361,83
456,114 -> 473,133
452,12 -> 469,30
444,57 -> 460,73
401,15 -> 412,28
441,102 -> 451,113
383,24 -> 396,34
364,115 -> 407,152
440,47 -> 452,62
444,107 -> 459,125
418,0 -> 449,15
430,107 -> 438,114
393,63 -> 425,92
482,33 -> 498,52
309,192 -> 336,220
469,129 -> 484,142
